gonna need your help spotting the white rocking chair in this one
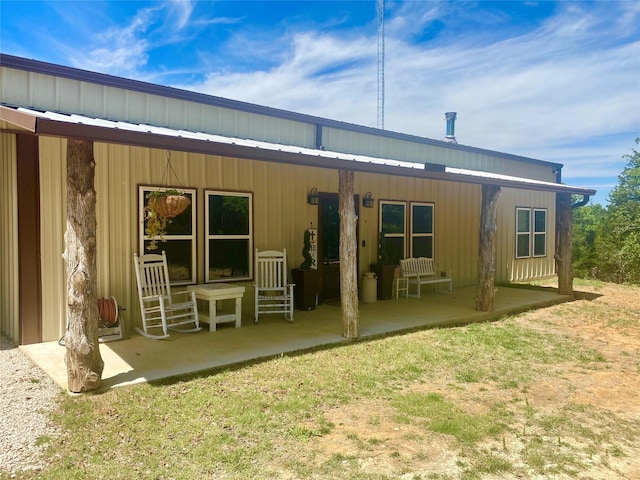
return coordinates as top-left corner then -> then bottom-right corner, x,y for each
133,251 -> 201,339
254,249 -> 294,323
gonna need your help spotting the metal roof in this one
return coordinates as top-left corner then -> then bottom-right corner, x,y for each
0,104 -> 596,197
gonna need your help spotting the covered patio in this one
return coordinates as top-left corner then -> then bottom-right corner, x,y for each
21,285 -> 570,392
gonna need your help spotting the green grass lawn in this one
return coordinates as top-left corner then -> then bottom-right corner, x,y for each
6,283 -> 640,480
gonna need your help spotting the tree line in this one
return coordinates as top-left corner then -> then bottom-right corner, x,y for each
572,138 -> 640,285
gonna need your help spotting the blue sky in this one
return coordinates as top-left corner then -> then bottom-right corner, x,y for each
2,1 -> 639,204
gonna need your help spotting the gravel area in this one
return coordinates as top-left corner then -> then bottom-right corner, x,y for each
0,334 -> 62,476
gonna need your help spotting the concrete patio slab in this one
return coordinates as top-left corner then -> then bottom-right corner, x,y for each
20,285 -> 570,392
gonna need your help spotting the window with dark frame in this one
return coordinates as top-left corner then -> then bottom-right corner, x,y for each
205,190 -> 253,283
515,207 -> 547,259
410,202 -> 434,258
138,186 -> 197,285
533,208 -> 547,257
379,201 -> 406,265
380,201 -> 436,264
516,208 -> 531,258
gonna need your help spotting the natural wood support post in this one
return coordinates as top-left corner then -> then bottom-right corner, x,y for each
475,184 -> 501,312
63,139 -> 104,392
556,192 -> 574,296
339,169 -> 359,339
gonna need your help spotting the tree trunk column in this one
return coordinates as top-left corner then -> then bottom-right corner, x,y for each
339,169 -> 359,339
475,185 -> 501,312
556,192 -> 574,296
63,139 -> 104,392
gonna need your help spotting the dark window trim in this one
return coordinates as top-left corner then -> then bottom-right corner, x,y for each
409,201 -> 435,259
204,189 -> 254,283
138,185 -> 197,285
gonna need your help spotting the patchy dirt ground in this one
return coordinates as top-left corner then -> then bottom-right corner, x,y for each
522,282 -> 640,420
302,282 -> 640,479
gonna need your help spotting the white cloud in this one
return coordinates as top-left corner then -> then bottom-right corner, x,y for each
69,6 -> 157,77
182,31 -> 377,123
175,1 -> 637,197
66,1 -> 199,78
19,0 -> 634,203
167,0 -> 195,31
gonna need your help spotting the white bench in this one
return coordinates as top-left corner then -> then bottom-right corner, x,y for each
399,257 -> 452,298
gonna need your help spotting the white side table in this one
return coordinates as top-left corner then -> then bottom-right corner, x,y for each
187,283 -> 245,331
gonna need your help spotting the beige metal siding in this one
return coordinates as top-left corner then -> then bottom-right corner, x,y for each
495,188 -> 557,283
36,140 -> 339,339
37,140 -> 491,340
1,66 -> 317,147
3,65 -> 556,184
356,173 -> 482,287
34,137 -> 559,342
322,126 -> 556,182
1,68 -> 30,107
38,137 -> 67,341
322,128 -> 423,162
3,63 -> 571,344
95,142 -> 136,334
0,133 -> 19,342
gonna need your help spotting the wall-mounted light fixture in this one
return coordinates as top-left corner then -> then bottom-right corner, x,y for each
307,188 -> 320,205
362,192 -> 374,208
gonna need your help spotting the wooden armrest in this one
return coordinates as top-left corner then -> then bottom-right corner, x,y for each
141,294 -> 162,302
172,290 -> 193,298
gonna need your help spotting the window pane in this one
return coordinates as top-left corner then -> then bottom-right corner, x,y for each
382,203 -> 405,234
412,204 -> 433,234
143,240 -> 193,283
412,236 -> 433,258
140,186 -> 196,284
534,210 -> 546,233
164,200 -> 193,235
143,192 -> 193,236
209,239 -> 250,279
385,237 -> 404,265
209,195 -> 250,235
517,209 -> 531,233
534,233 -> 546,256
516,234 -> 530,258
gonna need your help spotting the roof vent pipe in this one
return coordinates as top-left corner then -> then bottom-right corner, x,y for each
443,112 -> 457,144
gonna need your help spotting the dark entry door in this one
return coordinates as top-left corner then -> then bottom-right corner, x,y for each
317,193 -> 359,302
319,194 -> 340,301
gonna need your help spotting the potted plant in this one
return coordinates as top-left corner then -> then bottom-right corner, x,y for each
370,232 -> 396,300
292,228 -> 319,310
144,189 -> 190,250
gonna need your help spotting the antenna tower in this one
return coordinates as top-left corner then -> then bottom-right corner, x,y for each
377,0 -> 385,129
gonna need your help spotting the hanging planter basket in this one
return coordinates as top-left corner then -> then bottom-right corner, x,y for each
144,151 -> 192,251
144,189 -> 191,251
149,194 -> 191,218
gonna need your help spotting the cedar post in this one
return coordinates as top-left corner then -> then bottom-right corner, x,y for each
339,169 -> 359,339
555,192 -> 574,295
475,184 -> 501,312
63,139 -> 104,392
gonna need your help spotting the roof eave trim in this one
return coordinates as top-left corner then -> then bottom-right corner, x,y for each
0,105 -> 37,132
30,117 -> 596,197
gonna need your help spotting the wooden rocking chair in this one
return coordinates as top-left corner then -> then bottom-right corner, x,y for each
254,249 -> 294,323
133,251 -> 201,339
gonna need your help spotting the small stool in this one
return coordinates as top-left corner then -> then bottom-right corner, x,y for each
394,276 -> 409,299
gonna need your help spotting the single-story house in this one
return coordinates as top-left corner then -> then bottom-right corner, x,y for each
0,54 -> 595,346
